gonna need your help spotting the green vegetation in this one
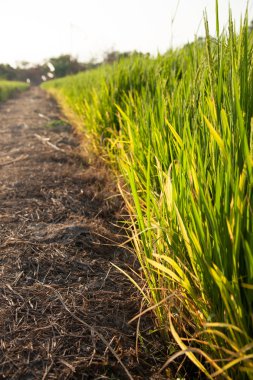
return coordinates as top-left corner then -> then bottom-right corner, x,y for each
45,119 -> 68,129
0,80 -> 29,101
42,7 -> 253,379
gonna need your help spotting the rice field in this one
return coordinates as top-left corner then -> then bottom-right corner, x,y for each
0,80 -> 29,102
42,7 -> 253,379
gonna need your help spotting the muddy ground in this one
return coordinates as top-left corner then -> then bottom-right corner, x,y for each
0,88 -> 170,380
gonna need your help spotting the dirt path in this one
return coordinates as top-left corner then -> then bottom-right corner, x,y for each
0,88 -> 163,380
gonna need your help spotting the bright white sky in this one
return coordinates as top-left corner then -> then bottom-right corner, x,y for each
0,0 -> 252,66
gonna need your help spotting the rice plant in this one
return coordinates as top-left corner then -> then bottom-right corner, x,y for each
42,5 -> 253,378
0,80 -> 29,101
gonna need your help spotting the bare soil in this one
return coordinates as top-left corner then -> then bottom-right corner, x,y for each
0,88 -> 166,380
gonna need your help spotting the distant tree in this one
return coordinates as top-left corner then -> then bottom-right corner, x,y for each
0,64 -> 17,80
103,50 -> 136,64
48,55 -> 84,78
19,61 -> 30,69
103,51 -> 120,64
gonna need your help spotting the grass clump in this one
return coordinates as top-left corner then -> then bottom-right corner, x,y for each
42,6 -> 253,379
0,80 -> 29,101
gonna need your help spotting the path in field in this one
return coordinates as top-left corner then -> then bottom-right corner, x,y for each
0,88 -> 164,380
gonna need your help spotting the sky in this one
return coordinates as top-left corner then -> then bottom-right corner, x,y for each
0,0 -> 252,66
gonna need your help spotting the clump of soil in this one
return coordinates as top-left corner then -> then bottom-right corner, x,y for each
0,88 -> 167,379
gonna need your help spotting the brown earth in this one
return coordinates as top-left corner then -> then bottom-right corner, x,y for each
0,88 -> 168,380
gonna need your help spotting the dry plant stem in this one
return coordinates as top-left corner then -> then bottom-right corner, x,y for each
0,154 -> 29,166
40,283 -> 134,380
34,133 -> 66,152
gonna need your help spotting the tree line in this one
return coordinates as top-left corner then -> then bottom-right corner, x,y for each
0,51 -> 142,85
